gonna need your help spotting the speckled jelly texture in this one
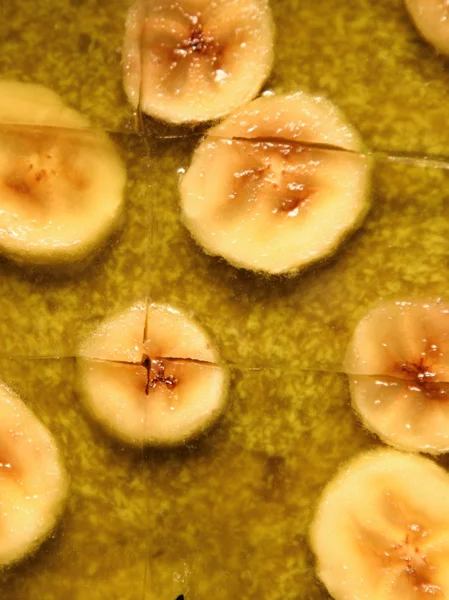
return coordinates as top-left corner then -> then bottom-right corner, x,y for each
0,0 -> 449,598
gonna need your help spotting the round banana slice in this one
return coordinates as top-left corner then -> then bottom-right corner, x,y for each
78,302 -> 228,446
180,93 -> 371,274
0,81 -> 126,265
310,449 -> 449,600
0,383 -> 68,568
405,0 -> 449,55
345,299 -> 449,454
122,0 -> 274,123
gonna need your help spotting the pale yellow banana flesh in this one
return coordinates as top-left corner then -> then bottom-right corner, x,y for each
79,301 -> 148,363
0,384 -> 68,567
78,302 -> 227,445
122,0 -> 274,123
345,299 -> 449,453
79,302 -> 218,363
349,376 -> 449,453
180,94 -> 371,274
144,302 -> 218,362
310,449 -> 449,600
0,81 -> 126,265
405,0 -> 449,55
0,80 -> 89,128
208,92 -> 365,150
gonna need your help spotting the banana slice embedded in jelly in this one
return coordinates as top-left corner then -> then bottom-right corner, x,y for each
311,448 -> 449,600
0,81 -> 126,266
345,298 -> 449,454
122,0 -> 274,123
78,302 -> 228,446
180,93 -> 372,274
0,383 -> 69,568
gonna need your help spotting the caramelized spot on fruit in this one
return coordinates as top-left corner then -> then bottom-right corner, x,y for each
364,519 -> 442,597
170,10 -> 221,69
144,6 -> 225,93
142,357 -> 178,395
5,176 -> 31,195
151,360 -> 179,390
4,159 -> 55,207
178,18 -> 212,55
230,141 -> 315,216
390,528 -> 442,597
401,357 -> 436,384
396,356 -> 449,400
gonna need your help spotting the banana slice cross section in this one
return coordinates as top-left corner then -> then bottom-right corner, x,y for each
180,93 -> 371,274
122,0 -> 274,123
345,299 -> 449,454
405,0 -> 449,55
0,81 -> 126,265
0,383 -> 68,568
310,449 -> 449,600
78,302 -> 228,446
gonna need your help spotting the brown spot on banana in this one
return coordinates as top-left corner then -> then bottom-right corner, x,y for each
4,176 -> 31,196
142,356 -> 179,396
149,359 -> 179,391
174,11 -> 221,61
389,529 -> 442,597
230,140 -> 315,216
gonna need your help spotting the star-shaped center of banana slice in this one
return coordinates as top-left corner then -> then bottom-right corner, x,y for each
397,354 -> 449,399
388,526 -> 442,596
78,302 -> 228,446
231,141 -> 315,216
400,357 -> 436,383
1,125 -> 90,218
399,356 -> 438,392
141,355 -> 179,396
144,4 -> 225,91
173,13 -> 220,61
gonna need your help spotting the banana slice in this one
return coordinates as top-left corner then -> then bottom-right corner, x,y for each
122,0 -> 274,123
78,302 -> 228,446
0,382 -> 68,568
345,299 -> 449,454
310,449 -> 449,600
179,93 -> 371,274
0,81 -> 126,265
0,80 -> 89,128
405,0 -> 449,55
